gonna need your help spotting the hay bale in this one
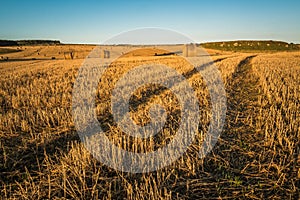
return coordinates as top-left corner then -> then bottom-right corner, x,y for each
101,50 -> 110,58
182,43 -> 197,57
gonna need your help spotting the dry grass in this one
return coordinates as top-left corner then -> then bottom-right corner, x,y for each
252,53 -> 300,193
0,46 -> 299,199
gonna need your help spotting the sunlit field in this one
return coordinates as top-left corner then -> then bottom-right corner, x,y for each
0,45 -> 299,199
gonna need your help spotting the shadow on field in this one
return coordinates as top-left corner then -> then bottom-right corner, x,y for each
96,57 -> 228,153
0,128 -> 80,184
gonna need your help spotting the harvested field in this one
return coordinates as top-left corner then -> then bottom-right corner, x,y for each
0,45 -> 299,199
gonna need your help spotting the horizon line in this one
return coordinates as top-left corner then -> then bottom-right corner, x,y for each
1,38 -> 299,45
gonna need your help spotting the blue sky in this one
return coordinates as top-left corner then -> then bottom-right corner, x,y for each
1,0 -> 299,44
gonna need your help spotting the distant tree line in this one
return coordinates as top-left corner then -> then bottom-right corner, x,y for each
200,40 -> 300,52
0,40 -> 61,46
